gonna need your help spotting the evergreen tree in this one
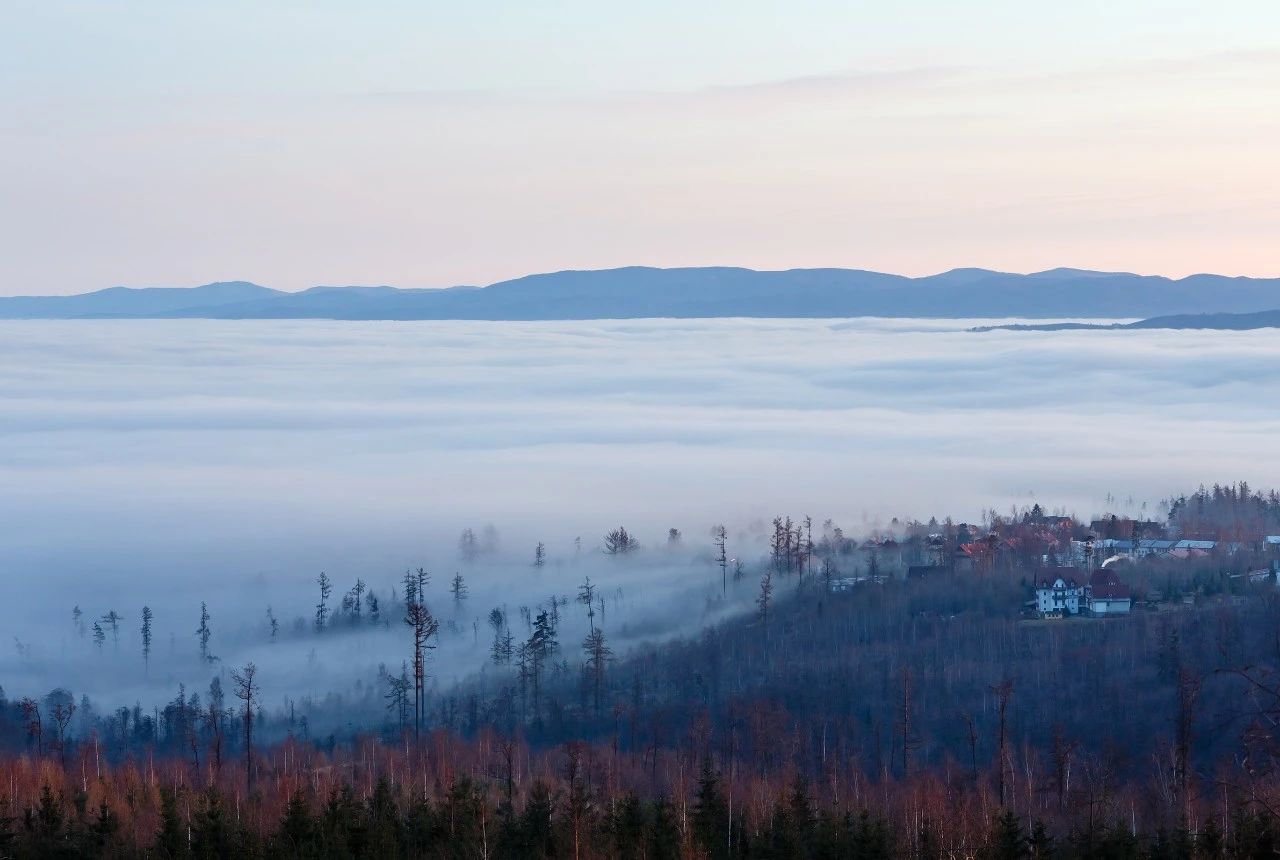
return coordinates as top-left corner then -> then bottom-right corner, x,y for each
196,602 -> 212,661
1028,819 -> 1054,859
985,809 -> 1028,860
155,787 -> 186,859
141,605 -> 153,669
692,759 -> 729,860
315,572 -> 332,632
276,790 -> 316,855
648,798 -> 681,860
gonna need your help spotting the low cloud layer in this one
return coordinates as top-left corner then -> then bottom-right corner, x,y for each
2,318 -> 1278,711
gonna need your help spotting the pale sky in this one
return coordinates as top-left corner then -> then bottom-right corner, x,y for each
2,1 -> 1278,294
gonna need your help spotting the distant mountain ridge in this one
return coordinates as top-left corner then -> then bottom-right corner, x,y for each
976,308 -> 1280,332
3,266 -> 1279,321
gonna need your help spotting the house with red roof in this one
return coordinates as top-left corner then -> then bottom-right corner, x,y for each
1085,568 -> 1132,615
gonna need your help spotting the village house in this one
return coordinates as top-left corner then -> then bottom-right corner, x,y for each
1085,568 -> 1132,615
1035,572 -> 1082,617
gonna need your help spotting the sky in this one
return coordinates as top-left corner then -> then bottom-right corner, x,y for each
2,2 -> 1280,294
4,317 -> 1280,708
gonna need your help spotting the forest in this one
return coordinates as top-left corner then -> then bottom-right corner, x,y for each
3,483 -> 1280,858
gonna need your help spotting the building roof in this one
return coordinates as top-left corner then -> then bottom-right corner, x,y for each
1037,576 -> 1080,589
1088,568 -> 1131,600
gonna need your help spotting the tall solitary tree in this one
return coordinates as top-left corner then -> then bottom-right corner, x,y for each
230,662 -> 258,795
196,602 -> 212,662
582,628 -> 612,719
534,542 -> 546,568
527,609 -> 560,728
577,577 -> 597,633
315,572 -> 332,632
349,579 -> 366,621
991,678 -> 1015,807
713,525 -> 728,595
450,573 -> 468,606
756,569 -> 774,628
404,600 -> 440,742
140,606 -> 153,670
101,611 -> 123,650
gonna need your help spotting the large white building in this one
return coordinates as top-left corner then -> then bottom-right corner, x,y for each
1035,573 -> 1082,617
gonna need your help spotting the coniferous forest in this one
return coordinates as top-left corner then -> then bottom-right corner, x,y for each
3,484 -> 1280,858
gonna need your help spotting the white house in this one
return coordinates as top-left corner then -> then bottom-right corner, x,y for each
1035,573 -> 1082,617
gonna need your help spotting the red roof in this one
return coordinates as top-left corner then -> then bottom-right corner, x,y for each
1088,568 -> 1131,600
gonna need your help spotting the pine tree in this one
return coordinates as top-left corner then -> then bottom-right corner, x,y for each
155,787 -> 185,858
1028,819 -> 1054,859
315,572 -> 332,632
141,606 -> 153,669
277,790 -> 316,854
986,809 -> 1028,860
101,610 -> 123,650
692,760 -> 728,860
197,602 -> 212,661
451,573 -> 468,606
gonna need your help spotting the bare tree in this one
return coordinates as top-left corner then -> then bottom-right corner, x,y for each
583,628 -> 613,719
991,677 -> 1015,807
577,577 -> 597,633
50,695 -> 76,767
713,525 -> 728,595
385,663 -> 411,734
19,697 -> 42,755
405,600 -> 440,742
897,668 -> 918,776
1174,667 -> 1202,817
451,573 -> 468,606
231,663 -> 258,795
101,610 -> 122,650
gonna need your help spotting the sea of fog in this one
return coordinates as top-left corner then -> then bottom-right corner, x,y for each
2,317 -> 1278,718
